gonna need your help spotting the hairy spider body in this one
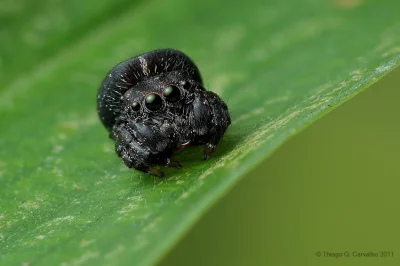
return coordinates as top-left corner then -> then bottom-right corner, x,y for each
97,49 -> 230,177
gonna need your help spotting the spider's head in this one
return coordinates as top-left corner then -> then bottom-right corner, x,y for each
121,71 -> 203,120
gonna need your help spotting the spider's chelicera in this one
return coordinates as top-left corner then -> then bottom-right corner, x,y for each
97,49 -> 231,177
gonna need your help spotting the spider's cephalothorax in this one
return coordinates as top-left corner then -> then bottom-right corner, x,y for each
97,49 -> 230,177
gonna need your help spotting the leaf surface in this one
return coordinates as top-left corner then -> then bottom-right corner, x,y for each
0,0 -> 399,265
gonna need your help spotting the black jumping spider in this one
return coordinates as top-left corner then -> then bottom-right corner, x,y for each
97,49 -> 231,177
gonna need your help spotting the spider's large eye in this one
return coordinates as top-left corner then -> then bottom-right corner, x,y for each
132,102 -> 141,111
145,93 -> 163,111
163,85 -> 181,103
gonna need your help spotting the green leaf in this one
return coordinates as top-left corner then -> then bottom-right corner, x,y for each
0,0 -> 141,88
1,0 -> 399,265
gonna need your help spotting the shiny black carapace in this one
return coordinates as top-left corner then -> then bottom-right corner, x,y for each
97,49 -> 231,177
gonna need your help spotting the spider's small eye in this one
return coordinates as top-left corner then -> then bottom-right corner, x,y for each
145,94 -> 163,111
163,85 -> 181,103
183,81 -> 191,90
132,102 -> 140,111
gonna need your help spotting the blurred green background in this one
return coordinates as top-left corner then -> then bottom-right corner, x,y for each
161,68 -> 400,266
